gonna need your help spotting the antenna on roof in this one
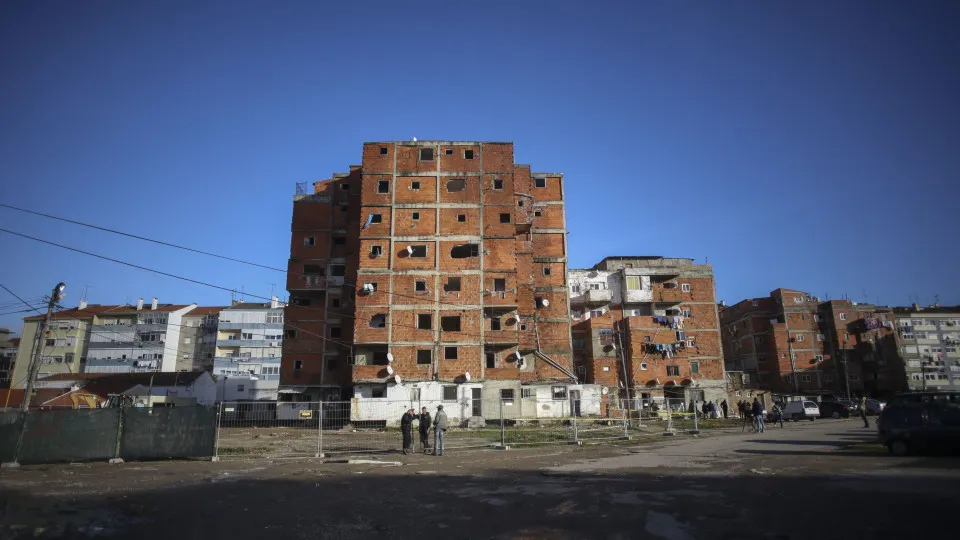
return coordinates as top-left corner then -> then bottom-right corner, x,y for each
412,137 -> 417,141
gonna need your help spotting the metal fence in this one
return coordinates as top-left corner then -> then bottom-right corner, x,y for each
214,395 -> 634,459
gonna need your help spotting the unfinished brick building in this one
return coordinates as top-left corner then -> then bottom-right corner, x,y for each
719,289 -> 902,399
284,141 -> 587,418
569,257 -> 726,411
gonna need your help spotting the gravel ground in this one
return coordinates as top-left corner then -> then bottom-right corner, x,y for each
2,418 -> 957,539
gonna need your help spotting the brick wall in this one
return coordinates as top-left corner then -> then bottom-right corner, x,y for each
530,175 -> 563,201
396,145 -> 438,174
484,238 -> 518,271
394,208 -> 436,237
395,176 -> 438,204
481,144 -> 514,172
358,239 -> 390,269
394,241 -> 437,270
481,205 -> 516,237
438,208 -> 481,236
532,233 -> 565,258
532,204 -> 565,230
438,176 -> 482,204
358,207 -> 392,238
439,240 -> 482,272
481,173 -> 514,204
361,143 -> 395,174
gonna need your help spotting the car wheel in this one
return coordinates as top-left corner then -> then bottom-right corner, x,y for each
832,411 -> 840,419
888,439 -> 909,457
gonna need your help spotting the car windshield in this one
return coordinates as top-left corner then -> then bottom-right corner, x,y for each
804,402 -> 818,408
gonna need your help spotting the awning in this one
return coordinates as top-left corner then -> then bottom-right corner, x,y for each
680,378 -> 694,386
645,378 -> 660,387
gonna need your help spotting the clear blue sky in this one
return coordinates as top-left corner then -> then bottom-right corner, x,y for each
2,1 -> 959,334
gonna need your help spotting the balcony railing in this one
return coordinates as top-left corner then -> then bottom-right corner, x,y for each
583,289 -> 612,305
657,289 -> 682,303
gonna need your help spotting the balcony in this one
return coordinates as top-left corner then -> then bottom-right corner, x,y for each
657,289 -> 682,303
582,289 -> 612,305
624,289 -> 653,303
216,339 -> 276,347
292,275 -> 326,291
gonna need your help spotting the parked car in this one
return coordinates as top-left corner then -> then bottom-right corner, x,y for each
783,400 -> 820,421
864,398 -> 886,416
817,401 -> 851,419
878,398 -> 960,456
836,399 -> 858,411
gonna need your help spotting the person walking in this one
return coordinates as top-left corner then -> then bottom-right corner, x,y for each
433,404 -> 449,456
772,403 -> 784,428
859,395 -> 870,428
400,408 -> 416,454
418,407 -> 432,454
720,399 -> 728,420
751,398 -> 765,433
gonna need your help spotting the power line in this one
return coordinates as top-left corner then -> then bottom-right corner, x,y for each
0,227 -> 573,345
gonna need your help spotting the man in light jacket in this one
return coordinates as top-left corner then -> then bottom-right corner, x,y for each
433,404 -> 449,456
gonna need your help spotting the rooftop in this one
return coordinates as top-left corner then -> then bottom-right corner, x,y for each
365,140 -> 513,145
892,306 -> 960,315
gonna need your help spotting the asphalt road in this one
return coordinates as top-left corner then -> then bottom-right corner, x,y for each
2,418 -> 958,539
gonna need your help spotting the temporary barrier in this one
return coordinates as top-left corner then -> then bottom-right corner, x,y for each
120,406 -> 217,460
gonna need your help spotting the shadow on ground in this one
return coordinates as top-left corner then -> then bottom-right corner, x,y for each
1,462 -> 958,540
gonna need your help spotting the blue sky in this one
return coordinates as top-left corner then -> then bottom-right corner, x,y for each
2,1 -> 959,333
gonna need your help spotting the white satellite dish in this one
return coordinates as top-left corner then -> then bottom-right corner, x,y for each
514,351 -> 523,361
406,246 -> 414,255
541,299 -> 550,307
386,365 -> 394,375
464,372 -> 471,382
601,387 -> 609,395
394,374 -> 402,385
386,353 -> 394,363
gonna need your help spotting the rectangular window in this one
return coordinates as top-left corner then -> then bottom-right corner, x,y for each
330,327 -> 342,338
494,278 -> 506,292
486,352 -> 496,368
409,245 -> 427,258
412,212 -> 420,220
667,365 -> 680,376
331,298 -> 341,308
417,314 -> 432,330
64,352 -> 75,364
340,183 -> 350,191
303,236 -> 315,246
757,356 -> 767,363
521,388 -> 535,398
689,361 -> 699,374
445,148 -> 453,155
370,245 -> 383,257
682,308 -> 692,318
626,276 -> 641,290
45,339 -> 55,346
840,313 -> 847,320
681,283 -> 691,292
379,146 -> 388,155
417,350 -> 432,365
444,346 -> 458,360
752,300 -> 759,306
457,214 -> 466,222
500,389 -> 514,401
795,334 -> 805,342
415,280 -> 427,292
369,214 -> 382,223
464,149 -> 475,160
499,213 -> 511,223
333,236 -> 346,245
534,209 -> 542,217
590,310 -> 603,318
815,355 -> 824,362
490,317 -> 501,331
493,178 -> 504,190
441,316 -> 461,332
640,362 -> 648,370
266,312 -> 283,324
285,329 -> 297,340
294,360 -> 303,370
535,177 -> 547,188
411,181 -> 420,190
377,180 -> 390,193
445,277 -> 461,292
754,336 -> 764,345
184,337 -> 191,344
552,386 -> 568,400
371,387 -> 385,398
543,266 -> 552,276
801,374 -> 812,383
419,148 -> 434,161
443,385 -> 457,401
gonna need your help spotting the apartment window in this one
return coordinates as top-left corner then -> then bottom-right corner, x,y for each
450,244 -> 479,258
543,266 -> 552,276
795,334 -> 805,342
490,317 -> 501,331
441,316 -> 461,332
45,339 -> 55,346
446,178 -> 465,192
64,353 -> 75,364
409,245 -> 427,258
644,336 -> 652,342
499,213 -> 511,224
589,283 -> 601,290
415,280 -> 427,292
816,333 -> 825,342
493,178 -> 504,190
494,278 -> 506,292
552,386 -> 568,400
333,236 -> 346,246
265,312 -> 283,324
840,313 -> 847,321
369,214 -> 383,224
823,373 -> 834,382
444,346 -> 458,360
443,385 -> 457,401
412,212 -> 420,220
682,308 -> 692,318
687,339 -> 695,347
534,209 -> 542,217
377,180 -> 390,194
793,297 -> 803,304
417,314 -> 432,330
590,310 -> 603,318
285,329 -> 297,340
535,177 -> 547,188
331,298 -> 341,308
184,337 -> 191,345
368,315 -> 386,329
417,350 -> 432,365
486,352 -> 496,369
572,338 -> 585,349
520,324 -> 527,331
626,276 -> 641,290
757,356 -> 768,363
419,148 -> 434,161
751,300 -> 759,307
457,214 -> 466,222
681,283 -> 691,292
444,148 -> 453,155
518,388 -> 533,399
445,277 -> 462,292
331,326 -> 343,337
339,183 -> 350,191
500,389 -> 514,402
640,362 -> 648,370
754,336 -> 764,345
294,360 -> 303,370
370,245 -> 383,257
411,181 -> 420,190
463,149 -> 475,160
667,365 -> 680,376
371,387 -> 386,398
379,146 -> 388,155
303,236 -> 315,246
689,361 -> 699,374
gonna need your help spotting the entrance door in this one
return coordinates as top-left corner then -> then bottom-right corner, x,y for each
570,390 -> 581,417
471,388 -> 482,417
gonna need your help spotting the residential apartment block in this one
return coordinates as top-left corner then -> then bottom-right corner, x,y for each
84,298 -> 195,374
177,306 -> 223,372
893,305 -> 960,391
213,299 -> 284,380
569,257 -> 726,409
720,290 -> 903,398
284,141 -> 583,416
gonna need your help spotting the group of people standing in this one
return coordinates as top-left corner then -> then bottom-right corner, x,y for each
400,405 -> 449,456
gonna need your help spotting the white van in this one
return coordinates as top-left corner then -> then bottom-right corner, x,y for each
783,400 -> 820,421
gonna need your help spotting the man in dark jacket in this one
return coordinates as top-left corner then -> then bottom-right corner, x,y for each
720,399 -> 728,419
400,408 -> 416,454
418,407 -> 432,454
751,398 -> 765,433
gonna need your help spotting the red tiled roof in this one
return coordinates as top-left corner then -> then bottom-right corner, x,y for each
26,304 -> 199,321
0,388 -> 71,408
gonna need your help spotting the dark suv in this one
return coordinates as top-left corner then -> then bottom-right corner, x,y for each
877,392 -> 960,456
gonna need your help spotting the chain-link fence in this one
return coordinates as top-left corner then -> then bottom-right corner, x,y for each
214,395 -> 633,459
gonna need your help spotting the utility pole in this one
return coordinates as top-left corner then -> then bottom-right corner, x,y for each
21,282 -> 66,411
783,305 -> 799,394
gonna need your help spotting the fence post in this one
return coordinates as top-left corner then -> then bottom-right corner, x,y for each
572,400 -> 579,444
663,401 -> 675,436
499,398 -> 506,449
316,401 -> 324,458
3,411 -> 29,468
621,400 -> 629,439
212,401 -> 222,462
690,404 -> 701,434
109,407 -> 125,464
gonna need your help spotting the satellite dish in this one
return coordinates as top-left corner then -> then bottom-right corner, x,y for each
386,353 -> 394,363
514,351 -> 523,361
601,387 -> 609,395
386,365 -> 394,375
406,246 -> 414,255
541,299 -> 550,307
394,374 -> 402,385
464,372 -> 471,382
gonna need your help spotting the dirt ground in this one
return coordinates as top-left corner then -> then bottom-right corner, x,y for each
2,418 -> 958,539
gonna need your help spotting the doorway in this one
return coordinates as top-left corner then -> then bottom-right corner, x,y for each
569,389 -> 581,417
471,388 -> 482,417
